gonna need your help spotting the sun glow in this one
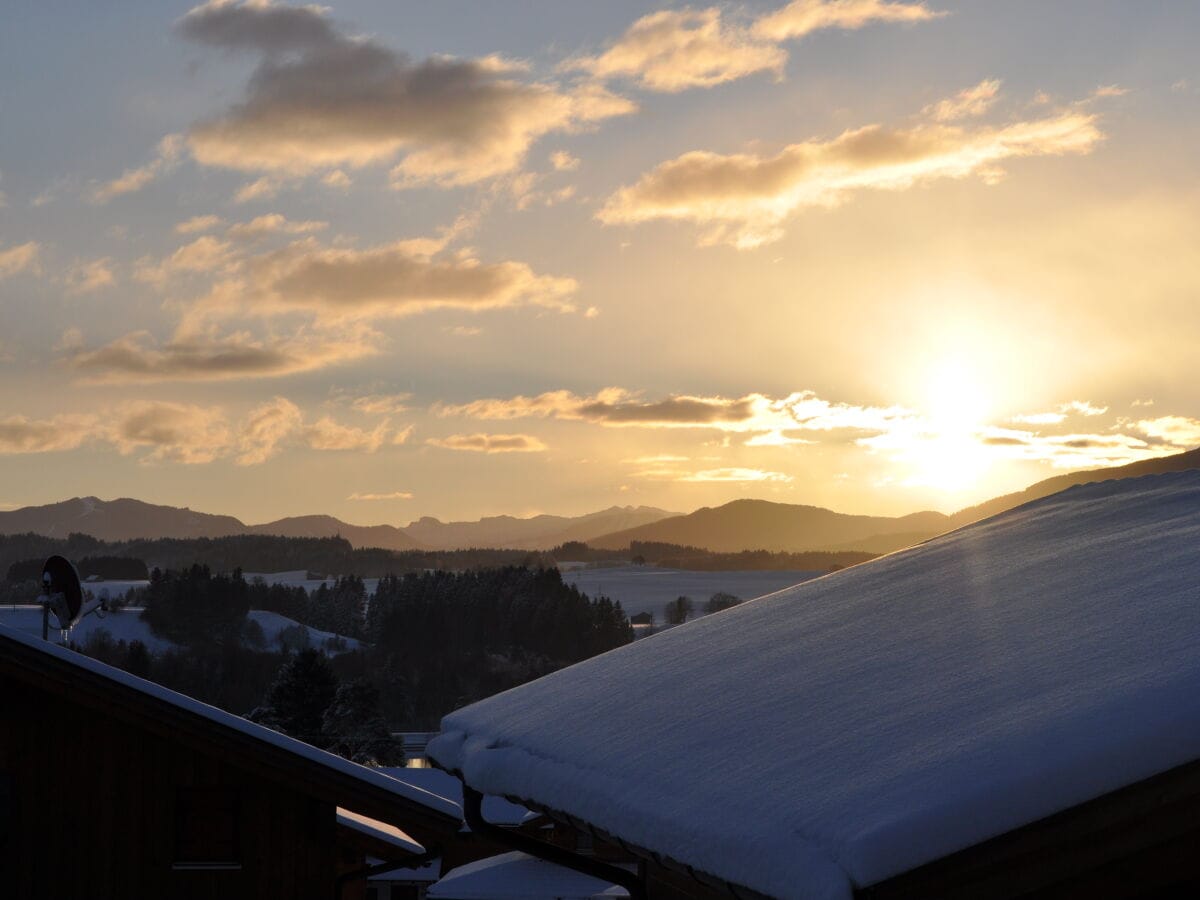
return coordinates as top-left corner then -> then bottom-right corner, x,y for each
910,359 -> 995,493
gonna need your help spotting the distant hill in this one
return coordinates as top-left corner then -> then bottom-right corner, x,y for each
590,447 -> 1200,555
0,496 -> 673,553
247,515 -> 421,552
948,446 -> 1200,528
589,500 -> 951,554
0,497 -> 424,550
403,505 -> 679,550
0,496 -> 245,542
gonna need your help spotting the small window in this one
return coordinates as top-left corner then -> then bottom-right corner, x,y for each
174,787 -> 240,869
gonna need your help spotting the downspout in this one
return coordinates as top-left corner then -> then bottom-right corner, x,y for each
334,844 -> 442,900
462,786 -> 647,900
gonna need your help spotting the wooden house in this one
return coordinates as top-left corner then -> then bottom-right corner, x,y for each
0,623 -> 499,899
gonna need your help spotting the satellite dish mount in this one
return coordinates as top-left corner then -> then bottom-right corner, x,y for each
37,556 -> 105,644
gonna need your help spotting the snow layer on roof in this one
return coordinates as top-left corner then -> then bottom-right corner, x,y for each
430,471 -> 1200,900
379,766 -> 536,826
337,808 -> 425,855
428,851 -> 628,899
0,622 -> 460,820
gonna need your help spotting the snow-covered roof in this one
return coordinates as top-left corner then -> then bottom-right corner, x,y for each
427,851 -> 628,899
429,471 -> 1200,900
337,808 -> 425,856
0,622 -> 460,821
379,766 -> 537,826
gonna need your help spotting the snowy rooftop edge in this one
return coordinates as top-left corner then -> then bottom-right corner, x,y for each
0,622 -> 460,821
429,470 -> 1200,900
337,807 -> 426,855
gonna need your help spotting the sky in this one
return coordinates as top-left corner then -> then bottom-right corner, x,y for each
1,0 -> 1199,526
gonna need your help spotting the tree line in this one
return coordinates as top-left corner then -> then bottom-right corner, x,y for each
72,562 -> 634,758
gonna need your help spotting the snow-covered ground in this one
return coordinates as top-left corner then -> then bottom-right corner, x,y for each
558,565 -> 821,623
431,471 -> 1200,900
0,606 -> 360,655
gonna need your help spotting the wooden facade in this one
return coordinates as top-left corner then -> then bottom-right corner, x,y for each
0,630 -> 492,900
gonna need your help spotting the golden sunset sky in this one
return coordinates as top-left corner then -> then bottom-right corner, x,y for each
2,0 -> 1198,524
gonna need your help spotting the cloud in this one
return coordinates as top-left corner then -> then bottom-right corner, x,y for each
1010,400 -> 1108,426
550,150 -> 580,171
227,213 -> 328,239
438,387 -> 912,439
923,78 -> 1001,121
1135,416 -> 1200,448
427,433 -> 547,453
1091,84 -> 1129,99
188,237 -> 578,325
975,427 -> 1175,469
91,134 -> 184,203
303,416 -> 390,452
352,393 -> 411,415
176,214 -> 225,234
109,401 -> 232,464
65,258 -> 116,295
0,242 -> 42,279
566,8 -> 785,93
134,235 -> 237,286
598,103 -> 1102,247
233,176 -> 282,203
235,396 -> 304,464
681,467 -> 793,482
0,414 -> 98,454
753,0 -> 943,42
322,169 -> 352,188
64,328 -> 377,383
348,490 -> 413,501
179,0 -> 634,187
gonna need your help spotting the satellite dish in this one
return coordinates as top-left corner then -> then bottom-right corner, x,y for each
42,555 -> 83,630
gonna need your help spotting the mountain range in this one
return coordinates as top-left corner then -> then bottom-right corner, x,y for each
587,447 -> 1200,553
2,447 -> 1196,555
0,499 -> 677,552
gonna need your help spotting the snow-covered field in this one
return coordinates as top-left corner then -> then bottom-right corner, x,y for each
558,565 -> 821,623
0,605 -> 360,654
433,471 -> 1200,900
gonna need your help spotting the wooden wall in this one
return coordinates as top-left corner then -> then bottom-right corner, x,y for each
0,671 -> 337,900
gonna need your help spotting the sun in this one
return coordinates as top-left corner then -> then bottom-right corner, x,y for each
909,358 -> 996,493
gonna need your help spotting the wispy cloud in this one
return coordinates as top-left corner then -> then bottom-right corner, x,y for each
598,94 -> 1102,247
0,413 -> 98,454
175,214 -> 225,234
427,433 -> 548,453
566,8 -> 785,93
348,490 -> 414,501
91,134 -> 184,203
227,213 -> 328,240
185,237 -> 579,326
754,0 -> 943,41
569,1 -> 940,94
64,328 -> 378,383
923,78 -> 1001,121
0,242 -> 42,279
64,258 -> 117,295
438,387 -> 912,438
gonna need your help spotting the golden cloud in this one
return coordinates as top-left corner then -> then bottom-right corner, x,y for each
427,433 -> 548,453
567,8 -> 785,92
598,104 -> 1102,247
